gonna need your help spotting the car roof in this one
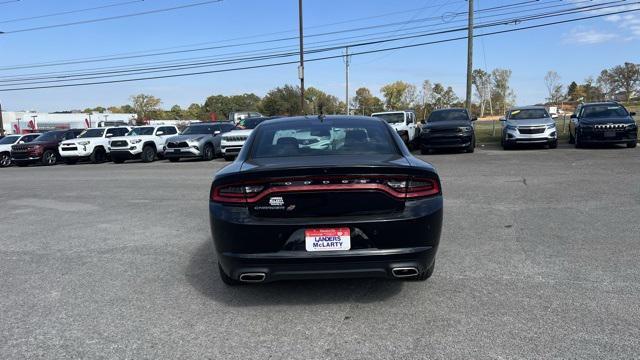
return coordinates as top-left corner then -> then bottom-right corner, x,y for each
509,106 -> 547,111
257,115 -> 386,126
581,102 -> 621,107
431,108 -> 467,112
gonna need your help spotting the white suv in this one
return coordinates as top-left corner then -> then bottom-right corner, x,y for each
108,125 -> 179,163
59,127 -> 130,164
371,111 -> 419,146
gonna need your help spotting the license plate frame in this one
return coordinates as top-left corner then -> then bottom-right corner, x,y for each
604,131 -> 616,138
305,228 -> 351,252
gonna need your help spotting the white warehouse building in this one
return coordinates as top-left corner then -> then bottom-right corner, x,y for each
0,111 -> 137,134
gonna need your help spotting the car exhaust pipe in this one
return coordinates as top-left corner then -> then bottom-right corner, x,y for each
391,267 -> 419,278
239,273 -> 266,283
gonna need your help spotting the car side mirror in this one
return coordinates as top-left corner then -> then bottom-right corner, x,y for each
471,117 -> 478,121
570,114 -> 577,119
156,131 -> 164,136
420,120 -> 426,125
499,118 -> 506,122
630,111 -> 636,116
214,130 -> 221,135
106,133 -> 113,138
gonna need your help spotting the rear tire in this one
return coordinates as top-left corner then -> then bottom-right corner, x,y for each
202,143 -> 214,161
90,148 -> 106,164
569,131 -> 575,144
141,145 -> 155,163
218,263 -> 241,286
628,142 -> 637,148
41,150 -> 57,166
169,158 -> 180,162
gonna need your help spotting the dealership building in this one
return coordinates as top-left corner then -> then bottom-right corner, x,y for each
0,111 -> 137,134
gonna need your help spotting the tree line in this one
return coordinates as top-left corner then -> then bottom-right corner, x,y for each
80,61 -> 638,122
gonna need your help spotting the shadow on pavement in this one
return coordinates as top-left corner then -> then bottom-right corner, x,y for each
186,240 -> 405,306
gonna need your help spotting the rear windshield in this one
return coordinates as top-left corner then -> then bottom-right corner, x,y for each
428,110 -> 469,122
581,105 -> 628,118
251,120 -> 398,158
372,113 -> 404,124
509,109 -> 549,120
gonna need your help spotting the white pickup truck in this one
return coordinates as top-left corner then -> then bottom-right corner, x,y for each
371,110 -> 420,146
58,126 -> 130,164
108,125 -> 179,163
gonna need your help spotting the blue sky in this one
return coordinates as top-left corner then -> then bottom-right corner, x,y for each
0,0 -> 638,112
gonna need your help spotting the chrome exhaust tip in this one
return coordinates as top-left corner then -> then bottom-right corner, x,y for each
239,273 -> 266,283
391,267 -> 419,278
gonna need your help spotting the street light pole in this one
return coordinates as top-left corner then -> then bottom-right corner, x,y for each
465,0 -> 474,112
298,0 -> 305,114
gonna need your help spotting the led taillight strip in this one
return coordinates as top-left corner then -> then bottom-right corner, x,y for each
211,179 -> 440,203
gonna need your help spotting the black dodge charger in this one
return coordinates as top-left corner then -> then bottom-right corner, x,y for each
209,116 -> 443,285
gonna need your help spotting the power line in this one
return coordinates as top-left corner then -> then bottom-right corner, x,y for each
0,0 -> 566,70
1,5 -> 638,92
0,0 -> 21,5
0,0 -> 145,24
0,0 -> 223,34
0,0 -> 631,86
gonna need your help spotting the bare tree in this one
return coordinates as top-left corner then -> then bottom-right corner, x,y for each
472,69 -> 492,117
544,71 -> 563,105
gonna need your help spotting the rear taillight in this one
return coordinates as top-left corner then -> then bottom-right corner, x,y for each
210,176 -> 440,204
405,178 -> 440,199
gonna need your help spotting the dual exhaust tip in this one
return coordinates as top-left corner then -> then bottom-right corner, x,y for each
239,267 -> 419,282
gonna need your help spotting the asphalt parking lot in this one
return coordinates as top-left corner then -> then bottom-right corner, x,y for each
1,144 -> 639,359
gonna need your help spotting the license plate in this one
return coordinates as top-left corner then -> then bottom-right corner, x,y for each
305,228 -> 351,252
604,131 -> 616,138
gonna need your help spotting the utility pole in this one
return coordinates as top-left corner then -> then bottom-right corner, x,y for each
298,0 -> 305,114
0,102 -> 4,136
465,0 -> 474,112
344,47 -> 350,115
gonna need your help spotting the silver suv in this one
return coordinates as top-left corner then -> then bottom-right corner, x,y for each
500,106 -> 557,149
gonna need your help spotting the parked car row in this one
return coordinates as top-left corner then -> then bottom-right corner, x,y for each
371,102 -> 636,153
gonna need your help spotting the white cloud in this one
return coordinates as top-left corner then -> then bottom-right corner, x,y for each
563,27 -> 618,44
567,0 -> 640,39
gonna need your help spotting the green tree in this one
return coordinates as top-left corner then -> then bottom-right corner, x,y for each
305,87 -> 341,114
130,94 -> 162,124
566,81 -> 579,101
202,93 -> 261,119
351,87 -> 384,115
380,81 -> 417,110
185,103 -> 203,120
259,85 -> 306,116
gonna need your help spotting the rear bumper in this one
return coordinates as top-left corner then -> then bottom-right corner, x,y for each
210,196 -> 443,282
219,247 -> 436,282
